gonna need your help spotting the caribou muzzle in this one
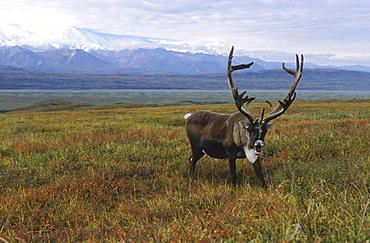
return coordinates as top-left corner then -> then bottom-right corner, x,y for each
254,139 -> 265,155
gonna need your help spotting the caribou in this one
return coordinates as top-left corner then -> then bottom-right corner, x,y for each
184,47 -> 304,188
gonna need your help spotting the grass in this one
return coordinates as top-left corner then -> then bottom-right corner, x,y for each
0,99 -> 369,242
1,90 -> 370,111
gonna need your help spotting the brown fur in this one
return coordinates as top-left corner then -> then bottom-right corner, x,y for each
185,110 -> 268,187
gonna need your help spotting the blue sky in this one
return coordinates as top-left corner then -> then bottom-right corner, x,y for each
1,0 -> 370,66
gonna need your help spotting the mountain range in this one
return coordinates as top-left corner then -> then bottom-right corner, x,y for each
0,25 -> 369,92
1,24 -> 370,74
2,45 -> 370,75
0,45 -> 282,74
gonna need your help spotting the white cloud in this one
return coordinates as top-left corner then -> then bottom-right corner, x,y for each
1,0 -> 370,66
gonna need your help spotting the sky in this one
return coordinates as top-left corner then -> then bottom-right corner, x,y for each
1,0 -> 370,66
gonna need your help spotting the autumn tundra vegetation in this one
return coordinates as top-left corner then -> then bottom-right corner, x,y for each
0,97 -> 368,242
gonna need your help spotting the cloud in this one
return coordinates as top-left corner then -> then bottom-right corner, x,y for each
1,0 -> 370,66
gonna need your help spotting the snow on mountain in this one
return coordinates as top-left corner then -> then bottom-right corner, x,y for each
1,24 -> 370,74
0,24 -> 165,51
0,24 -> 33,46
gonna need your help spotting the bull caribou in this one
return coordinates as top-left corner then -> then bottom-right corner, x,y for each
185,47 -> 304,188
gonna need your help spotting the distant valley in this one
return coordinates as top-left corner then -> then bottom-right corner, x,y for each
0,64 -> 369,91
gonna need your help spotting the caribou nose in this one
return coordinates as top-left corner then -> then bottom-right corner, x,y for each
254,140 -> 265,155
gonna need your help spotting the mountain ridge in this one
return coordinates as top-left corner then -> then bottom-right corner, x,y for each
1,24 -> 370,74
0,46 -> 267,74
2,46 -> 369,75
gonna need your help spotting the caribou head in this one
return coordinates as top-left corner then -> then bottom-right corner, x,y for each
185,46 -> 304,187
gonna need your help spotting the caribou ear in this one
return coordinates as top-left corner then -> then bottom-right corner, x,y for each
266,123 -> 274,129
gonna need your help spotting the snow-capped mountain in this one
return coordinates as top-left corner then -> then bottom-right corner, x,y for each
0,45 -> 266,74
1,24 -> 370,74
1,24 -> 249,74
0,24 -> 165,51
0,24 -> 32,45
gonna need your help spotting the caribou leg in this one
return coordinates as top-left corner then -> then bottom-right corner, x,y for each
189,147 -> 204,178
253,157 -> 267,189
228,156 -> 237,186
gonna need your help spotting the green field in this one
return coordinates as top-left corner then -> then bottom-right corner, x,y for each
1,90 -> 370,111
0,99 -> 369,242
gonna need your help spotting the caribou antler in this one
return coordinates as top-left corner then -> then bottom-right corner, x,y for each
262,54 -> 304,124
227,46 -> 255,124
